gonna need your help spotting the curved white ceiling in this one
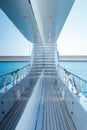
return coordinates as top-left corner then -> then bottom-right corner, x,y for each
0,0 -> 75,44
31,0 -> 74,43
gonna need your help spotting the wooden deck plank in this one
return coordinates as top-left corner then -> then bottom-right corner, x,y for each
35,78 -> 76,130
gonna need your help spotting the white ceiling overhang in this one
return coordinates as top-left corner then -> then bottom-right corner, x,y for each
30,0 -> 75,43
0,0 -> 75,44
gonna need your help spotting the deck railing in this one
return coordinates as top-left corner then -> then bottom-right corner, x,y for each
0,64 -> 30,92
58,65 -> 87,97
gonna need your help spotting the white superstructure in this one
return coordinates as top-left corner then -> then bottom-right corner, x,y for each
0,0 -> 74,44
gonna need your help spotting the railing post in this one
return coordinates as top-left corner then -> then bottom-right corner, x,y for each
65,70 -> 68,85
22,68 -> 24,78
20,69 -> 23,80
62,69 -> 64,81
77,79 -> 82,96
61,68 -> 63,79
65,71 -> 70,86
23,68 -> 25,78
19,69 -> 21,81
25,66 -> 27,76
71,76 -> 74,92
16,70 -> 19,84
11,72 -> 14,86
63,69 -> 66,84
25,65 -> 28,76
24,67 -> 25,76
63,69 -> 65,82
27,65 -> 29,74
65,72 -> 67,85
4,75 -> 7,90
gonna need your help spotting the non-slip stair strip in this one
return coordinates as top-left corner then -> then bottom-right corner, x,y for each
31,44 -> 56,76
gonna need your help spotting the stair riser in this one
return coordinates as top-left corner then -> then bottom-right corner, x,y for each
30,44 -> 57,76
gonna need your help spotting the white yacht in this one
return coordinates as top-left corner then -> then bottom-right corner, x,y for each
0,0 -> 87,130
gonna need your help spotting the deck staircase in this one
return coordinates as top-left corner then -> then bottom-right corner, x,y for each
0,45 -> 76,130
31,44 -> 57,76
0,42 -> 76,130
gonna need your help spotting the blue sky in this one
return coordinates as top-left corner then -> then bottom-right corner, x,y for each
0,9 -> 32,56
0,0 -> 87,56
58,0 -> 87,55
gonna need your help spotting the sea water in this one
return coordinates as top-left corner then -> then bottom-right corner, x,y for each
0,61 -> 29,89
59,61 -> 87,80
0,61 -> 29,75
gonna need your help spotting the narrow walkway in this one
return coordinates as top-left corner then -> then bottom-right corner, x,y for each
1,77 -> 76,130
36,78 -> 76,130
0,82 -> 34,130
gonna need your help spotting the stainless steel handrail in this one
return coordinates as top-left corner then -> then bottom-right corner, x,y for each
58,64 -> 87,97
0,64 -> 30,92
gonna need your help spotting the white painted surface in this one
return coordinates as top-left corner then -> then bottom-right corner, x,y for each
0,75 -> 31,122
0,0 -> 74,43
15,73 -> 43,130
58,77 -> 87,130
30,0 -> 75,42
